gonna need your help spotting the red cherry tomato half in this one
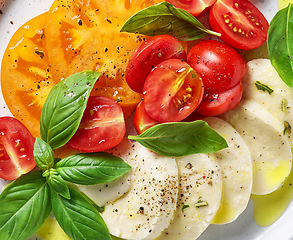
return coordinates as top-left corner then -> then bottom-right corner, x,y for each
187,40 -> 247,93
125,35 -> 187,93
0,117 -> 36,180
209,0 -> 269,50
143,59 -> 204,123
196,81 -> 243,116
67,96 -> 126,152
134,101 -> 159,135
166,0 -> 216,16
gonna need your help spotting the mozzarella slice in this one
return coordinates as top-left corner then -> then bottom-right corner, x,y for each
242,59 -> 293,147
156,153 -> 222,240
222,99 -> 292,195
101,141 -> 178,240
202,117 -> 252,224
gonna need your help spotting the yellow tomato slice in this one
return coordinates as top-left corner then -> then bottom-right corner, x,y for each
45,0 -> 163,117
1,12 -> 56,138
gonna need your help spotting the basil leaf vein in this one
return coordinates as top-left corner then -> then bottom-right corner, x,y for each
54,152 -> 132,185
128,120 -> 228,156
51,187 -> 111,240
40,70 -> 101,149
121,2 -> 220,41
0,171 -> 51,240
268,3 -> 293,87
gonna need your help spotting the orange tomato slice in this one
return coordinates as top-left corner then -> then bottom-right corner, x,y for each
45,0 -> 163,117
1,12 -> 56,138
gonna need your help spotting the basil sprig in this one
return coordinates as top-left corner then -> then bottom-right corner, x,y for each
129,120 -> 228,156
40,70 -> 101,149
0,137 -> 131,240
0,71 -> 132,240
267,4 -> 293,88
121,2 -> 220,41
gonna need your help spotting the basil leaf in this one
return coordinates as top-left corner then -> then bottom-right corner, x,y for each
0,171 -> 51,240
48,169 -> 71,199
128,120 -> 228,156
121,2 -> 220,41
51,187 -> 111,240
40,70 -> 101,149
54,152 -> 131,185
267,4 -> 293,87
34,137 -> 55,170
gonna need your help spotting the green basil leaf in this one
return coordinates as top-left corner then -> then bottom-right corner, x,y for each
48,169 -> 71,199
267,3 -> 293,87
40,70 -> 101,149
54,152 -> 131,185
34,137 -> 55,170
120,2 -> 220,41
0,171 -> 51,240
128,120 -> 228,156
51,187 -> 111,240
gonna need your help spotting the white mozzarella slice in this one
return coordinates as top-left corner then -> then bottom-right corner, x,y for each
101,141 -> 179,240
222,99 -> 292,195
156,153 -> 222,240
242,59 -> 293,147
202,117 -> 252,224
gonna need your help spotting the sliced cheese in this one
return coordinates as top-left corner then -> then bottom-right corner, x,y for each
101,141 -> 178,240
222,99 -> 292,195
156,153 -> 222,240
203,117 -> 252,224
242,59 -> 293,147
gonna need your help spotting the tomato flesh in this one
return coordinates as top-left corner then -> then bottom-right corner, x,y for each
1,13 -> 56,138
134,101 -> 159,134
126,35 -> 187,93
45,0 -> 165,117
196,81 -> 243,116
166,0 -> 216,16
209,0 -> 269,50
67,96 -> 126,152
143,59 -> 204,123
0,117 -> 36,181
187,40 -> 247,93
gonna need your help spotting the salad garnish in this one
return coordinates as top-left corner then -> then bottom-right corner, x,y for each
195,197 -> 208,208
281,98 -> 288,112
254,81 -> 274,95
284,121 -> 292,135
120,2 -> 220,41
128,120 -> 228,157
268,3 -> 293,88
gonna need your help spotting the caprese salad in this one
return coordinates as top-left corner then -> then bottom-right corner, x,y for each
0,0 -> 292,240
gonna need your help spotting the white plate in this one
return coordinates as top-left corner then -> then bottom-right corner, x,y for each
0,1 -> 290,240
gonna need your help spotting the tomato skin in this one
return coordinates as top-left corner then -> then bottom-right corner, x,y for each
126,35 -> 187,93
166,0 -> 216,16
209,0 -> 269,50
134,101 -> 159,134
143,59 -> 204,123
196,81 -> 243,116
187,40 -> 247,93
67,96 -> 126,152
0,117 -> 36,181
